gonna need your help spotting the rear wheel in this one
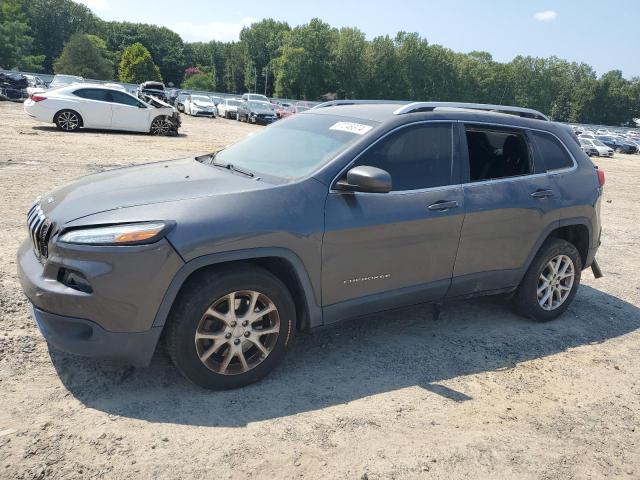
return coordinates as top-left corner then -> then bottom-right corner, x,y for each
54,110 -> 81,132
165,266 -> 296,389
511,238 -> 582,322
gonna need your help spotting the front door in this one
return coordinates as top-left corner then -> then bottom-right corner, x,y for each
109,90 -> 149,132
322,122 -> 465,322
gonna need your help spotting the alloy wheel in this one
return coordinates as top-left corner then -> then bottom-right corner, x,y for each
150,118 -> 170,135
537,254 -> 575,311
194,290 -> 280,375
58,111 -> 79,131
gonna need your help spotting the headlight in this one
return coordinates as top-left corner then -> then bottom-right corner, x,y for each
58,222 -> 169,245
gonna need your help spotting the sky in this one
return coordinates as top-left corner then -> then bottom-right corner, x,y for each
76,0 -> 640,78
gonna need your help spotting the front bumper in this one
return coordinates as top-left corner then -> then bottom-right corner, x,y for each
31,306 -> 162,366
17,237 -> 184,364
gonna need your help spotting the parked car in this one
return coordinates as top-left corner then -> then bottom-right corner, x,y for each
237,100 -> 277,124
0,72 -> 28,102
596,135 -> 638,154
138,81 -> 167,101
294,101 -> 312,113
241,93 -> 270,103
217,98 -> 241,119
579,139 -> 598,157
23,84 -> 180,135
275,102 -> 294,119
183,94 -> 217,117
17,100 -> 604,389
579,138 -> 614,157
49,75 -> 83,90
175,92 -> 189,112
209,96 -> 224,107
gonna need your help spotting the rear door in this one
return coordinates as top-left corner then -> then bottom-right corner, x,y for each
322,121 -> 465,322
109,91 -> 150,132
449,123 -> 558,297
72,88 -> 112,128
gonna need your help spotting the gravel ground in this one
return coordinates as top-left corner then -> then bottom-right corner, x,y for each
0,101 -> 639,479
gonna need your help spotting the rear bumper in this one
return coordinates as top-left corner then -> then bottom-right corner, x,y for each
31,305 -> 161,366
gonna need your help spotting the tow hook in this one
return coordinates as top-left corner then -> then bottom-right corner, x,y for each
591,258 -> 603,279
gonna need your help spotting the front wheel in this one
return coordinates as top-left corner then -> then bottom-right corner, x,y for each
165,266 -> 296,389
150,116 -> 171,135
511,238 -> 582,322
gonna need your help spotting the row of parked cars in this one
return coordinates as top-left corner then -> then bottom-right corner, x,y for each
169,90 -> 312,125
573,126 -> 640,157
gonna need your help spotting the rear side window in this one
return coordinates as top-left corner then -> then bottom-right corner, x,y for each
74,88 -> 109,102
353,123 -> 453,191
530,131 -> 574,171
465,126 -> 532,181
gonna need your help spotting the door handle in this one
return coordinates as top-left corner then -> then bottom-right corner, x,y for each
530,189 -> 554,198
427,200 -> 459,211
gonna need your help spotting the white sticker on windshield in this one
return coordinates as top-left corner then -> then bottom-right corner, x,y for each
329,121 -> 373,135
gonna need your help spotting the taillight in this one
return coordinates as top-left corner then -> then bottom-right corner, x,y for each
596,169 -> 605,187
31,95 -> 47,102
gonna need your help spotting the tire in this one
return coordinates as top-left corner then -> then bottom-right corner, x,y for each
150,116 -> 171,136
165,265 -> 297,389
511,238 -> 582,322
54,110 -> 82,132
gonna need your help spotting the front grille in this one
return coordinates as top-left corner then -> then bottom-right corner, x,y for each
27,203 -> 53,259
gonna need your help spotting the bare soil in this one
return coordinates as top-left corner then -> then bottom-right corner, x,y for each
0,101 -> 639,479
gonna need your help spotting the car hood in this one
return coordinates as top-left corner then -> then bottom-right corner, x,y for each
38,157 -> 266,225
253,108 -> 275,114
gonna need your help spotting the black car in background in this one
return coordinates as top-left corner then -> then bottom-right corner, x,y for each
237,100 -> 278,124
596,135 -> 638,154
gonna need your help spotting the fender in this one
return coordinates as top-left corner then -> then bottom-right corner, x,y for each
151,247 -> 323,329
520,216 -> 593,278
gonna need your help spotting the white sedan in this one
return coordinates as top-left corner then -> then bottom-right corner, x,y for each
182,94 -> 217,117
579,137 -> 614,157
217,98 -> 241,119
23,84 -> 179,135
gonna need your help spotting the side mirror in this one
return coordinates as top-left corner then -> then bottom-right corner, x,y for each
335,166 -> 392,193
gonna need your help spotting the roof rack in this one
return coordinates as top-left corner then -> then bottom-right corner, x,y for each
393,102 -> 549,121
311,99 -> 408,109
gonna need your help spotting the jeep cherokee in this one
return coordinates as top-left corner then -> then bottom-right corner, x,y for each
17,101 -> 604,389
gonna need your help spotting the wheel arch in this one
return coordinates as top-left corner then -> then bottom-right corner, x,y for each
152,248 -> 322,332
523,218 -> 592,278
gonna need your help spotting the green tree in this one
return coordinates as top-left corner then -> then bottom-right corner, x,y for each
53,33 -> 113,79
102,22 -> 184,85
182,72 -> 216,91
0,0 -> 44,71
239,19 -> 290,96
333,27 -> 367,98
118,42 -> 162,83
25,0 -> 99,73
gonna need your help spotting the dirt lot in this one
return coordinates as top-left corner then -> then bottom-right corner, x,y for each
0,101 -> 639,479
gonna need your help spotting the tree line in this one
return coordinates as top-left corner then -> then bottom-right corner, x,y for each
1,0 -> 639,125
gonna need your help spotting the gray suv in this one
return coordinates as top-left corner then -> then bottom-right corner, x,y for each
18,101 -> 604,389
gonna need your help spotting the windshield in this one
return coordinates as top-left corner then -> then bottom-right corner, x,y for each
592,139 -> 606,146
212,114 -> 378,179
192,95 -> 211,102
52,75 -> 82,85
249,94 -> 269,101
249,101 -> 273,110
227,100 -> 241,106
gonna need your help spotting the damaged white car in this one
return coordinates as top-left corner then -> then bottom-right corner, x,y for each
23,84 -> 180,135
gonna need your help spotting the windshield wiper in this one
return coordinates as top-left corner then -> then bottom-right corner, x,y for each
211,160 -> 254,178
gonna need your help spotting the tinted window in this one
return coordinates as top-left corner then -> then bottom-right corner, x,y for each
74,88 -> 110,102
530,131 -> 574,171
465,126 -> 532,181
353,123 -> 453,191
110,91 -> 142,107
